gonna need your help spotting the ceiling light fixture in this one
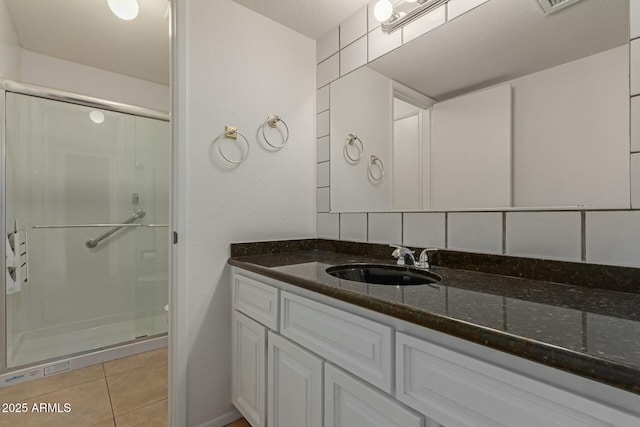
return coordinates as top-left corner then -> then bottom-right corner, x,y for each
108,0 -> 140,20
89,110 -> 105,124
374,0 -> 394,22
375,0 -> 449,34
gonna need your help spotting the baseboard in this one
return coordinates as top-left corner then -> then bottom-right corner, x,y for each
197,408 -> 242,427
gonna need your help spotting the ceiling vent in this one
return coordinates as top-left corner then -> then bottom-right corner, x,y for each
536,0 -> 582,14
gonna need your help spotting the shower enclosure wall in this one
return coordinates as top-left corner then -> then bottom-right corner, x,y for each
1,81 -> 169,373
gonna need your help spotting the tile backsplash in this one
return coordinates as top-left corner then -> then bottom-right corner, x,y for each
317,213 -> 340,240
402,212 -> 445,249
339,36 -> 367,76
316,0 -> 640,269
448,212 -> 502,254
317,53 -> 339,89
339,7 -> 367,49
317,210 -> 640,268
585,211 -> 640,267
317,27 -> 339,63
505,212 -> 582,262
339,213 -> 367,242
368,213 -> 402,245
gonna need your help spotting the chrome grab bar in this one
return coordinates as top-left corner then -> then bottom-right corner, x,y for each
85,210 -> 146,248
33,224 -> 168,229
34,224 -> 144,229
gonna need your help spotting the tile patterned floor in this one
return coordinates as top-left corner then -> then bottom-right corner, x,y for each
0,348 -> 168,427
225,419 -> 250,427
0,347 -> 250,427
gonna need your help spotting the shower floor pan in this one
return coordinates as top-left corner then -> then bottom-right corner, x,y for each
9,313 -> 166,368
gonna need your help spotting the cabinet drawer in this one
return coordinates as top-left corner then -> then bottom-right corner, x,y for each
280,291 -> 393,392
325,363 -> 424,427
233,273 -> 279,330
396,332 -> 640,427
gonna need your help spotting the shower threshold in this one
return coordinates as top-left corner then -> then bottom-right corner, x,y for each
0,334 -> 166,389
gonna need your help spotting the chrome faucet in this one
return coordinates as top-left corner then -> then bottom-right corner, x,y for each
417,248 -> 438,269
391,245 -> 438,268
390,245 -> 416,266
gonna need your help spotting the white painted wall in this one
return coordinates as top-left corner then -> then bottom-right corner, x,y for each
0,0 -> 20,79
175,1 -> 316,425
19,50 -> 170,112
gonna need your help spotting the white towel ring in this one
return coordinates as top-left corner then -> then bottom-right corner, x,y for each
217,127 -> 250,164
368,155 -> 384,182
262,114 -> 289,149
344,133 -> 364,162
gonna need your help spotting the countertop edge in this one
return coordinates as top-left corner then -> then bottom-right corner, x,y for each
228,257 -> 640,396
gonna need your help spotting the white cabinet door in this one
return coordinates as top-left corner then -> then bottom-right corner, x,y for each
268,331 -> 323,427
232,310 -> 266,427
325,363 -> 425,427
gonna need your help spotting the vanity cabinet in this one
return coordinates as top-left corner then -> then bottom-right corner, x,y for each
267,331 -> 323,427
231,268 -> 640,427
231,310 -> 267,427
232,269 -> 430,427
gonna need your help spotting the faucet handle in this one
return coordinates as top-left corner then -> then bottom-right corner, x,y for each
389,244 -> 414,255
390,245 -> 401,257
390,245 -> 415,265
417,248 -> 439,268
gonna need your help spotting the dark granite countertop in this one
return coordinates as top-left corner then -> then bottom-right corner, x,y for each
228,239 -> 640,395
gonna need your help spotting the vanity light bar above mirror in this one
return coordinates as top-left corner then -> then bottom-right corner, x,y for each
536,0 -> 583,15
377,0 -> 585,33
377,0 -> 448,34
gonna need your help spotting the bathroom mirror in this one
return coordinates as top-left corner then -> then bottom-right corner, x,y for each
330,0 -> 630,212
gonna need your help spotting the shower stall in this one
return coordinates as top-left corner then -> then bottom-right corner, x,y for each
0,81 -> 169,375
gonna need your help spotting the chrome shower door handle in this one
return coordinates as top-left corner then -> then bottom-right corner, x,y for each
85,210 -> 146,248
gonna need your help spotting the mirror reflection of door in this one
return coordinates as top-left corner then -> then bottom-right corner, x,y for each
392,97 -> 426,211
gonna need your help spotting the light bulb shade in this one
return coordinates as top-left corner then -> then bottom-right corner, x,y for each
108,0 -> 139,20
89,110 -> 105,124
374,0 -> 394,22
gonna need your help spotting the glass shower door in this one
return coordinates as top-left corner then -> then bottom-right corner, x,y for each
132,115 -> 171,340
4,92 -> 169,368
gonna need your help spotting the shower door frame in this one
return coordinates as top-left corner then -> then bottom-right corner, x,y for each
0,80 -> 170,374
